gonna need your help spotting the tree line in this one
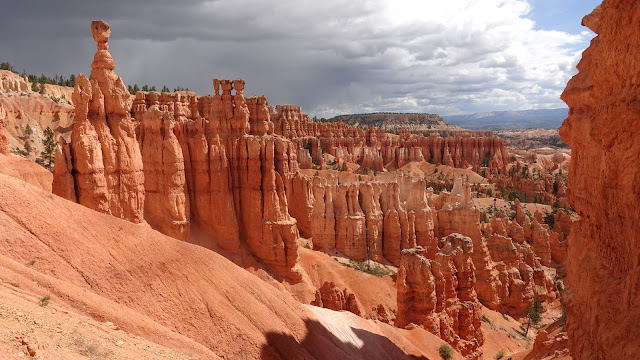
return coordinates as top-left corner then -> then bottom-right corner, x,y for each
2,59 -> 188,96
126,84 -> 190,95
1,60 -> 77,89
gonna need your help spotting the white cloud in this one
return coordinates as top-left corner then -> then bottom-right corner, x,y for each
0,0 -> 593,117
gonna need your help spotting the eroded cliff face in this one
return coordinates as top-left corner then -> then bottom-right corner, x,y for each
53,21 -> 301,280
395,234 -> 484,359
560,1 -> 640,357
269,110 -> 509,174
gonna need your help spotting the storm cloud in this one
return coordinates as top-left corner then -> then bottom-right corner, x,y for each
0,0 -> 594,116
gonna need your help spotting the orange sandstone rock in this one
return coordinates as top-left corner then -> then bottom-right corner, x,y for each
395,234 -> 484,359
311,281 -> 361,315
559,1 -> 640,358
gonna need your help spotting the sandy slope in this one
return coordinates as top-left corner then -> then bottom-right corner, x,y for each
0,172 -> 454,359
0,153 -> 52,191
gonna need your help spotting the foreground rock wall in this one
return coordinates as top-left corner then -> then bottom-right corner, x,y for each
560,1 -> 640,357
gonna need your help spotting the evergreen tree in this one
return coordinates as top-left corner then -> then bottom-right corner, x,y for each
141,84 -> 149,92
133,84 -> 140,93
41,126 -> 57,170
24,124 -> 33,138
524,297 -> 543,336
161,85 -> 170,93
23,140 -> 32,156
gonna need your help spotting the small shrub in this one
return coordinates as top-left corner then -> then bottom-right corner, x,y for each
495,350 -> 505,359
27,260 -> 35,266
439,343 -> 454,360
556,281 -> 564,292
39,296 -> 50,307
482,315 -> 492,324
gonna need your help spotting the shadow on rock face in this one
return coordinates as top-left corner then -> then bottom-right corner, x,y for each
261,318 -> 429,360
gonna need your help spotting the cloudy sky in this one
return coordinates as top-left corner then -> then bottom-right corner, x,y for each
0,0 -> 600,117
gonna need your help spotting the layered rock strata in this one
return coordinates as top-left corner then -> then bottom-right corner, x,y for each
286,173 -> 435,264
433,179 -> 557,315
53,21 -> 301,280
54,20 -> 145,223
560,1 -> 640,358
395,235 -> 484,359
268,107 -> 509,174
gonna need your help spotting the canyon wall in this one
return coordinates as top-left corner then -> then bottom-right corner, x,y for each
270,106 -> 509,174
560,1 -> 640,358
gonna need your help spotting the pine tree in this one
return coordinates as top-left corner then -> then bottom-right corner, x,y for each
41,127 -> 57,170
24,124 -> 33,138
524,297 -> 543,336
23,140 -> 32,156
161,85 -> 170,93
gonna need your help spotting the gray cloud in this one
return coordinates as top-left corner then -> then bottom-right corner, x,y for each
0,0 -> 593,117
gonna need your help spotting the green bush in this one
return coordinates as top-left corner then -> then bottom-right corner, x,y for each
495,350 -> 505,359
439,343 -> 454,360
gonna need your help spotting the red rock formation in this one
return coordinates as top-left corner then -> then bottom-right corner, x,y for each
0,104 -> 8,154
434,179 -> 557,316
395,234 -> 484,359
559,1 -> 640,358
310,281 -> 361,315
286,173 -> 433,265
53,21 -> 145,223
53,20 -> 302,280
139,106 -> 190,240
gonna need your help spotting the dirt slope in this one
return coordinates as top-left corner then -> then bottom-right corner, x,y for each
0,172 -> 454,359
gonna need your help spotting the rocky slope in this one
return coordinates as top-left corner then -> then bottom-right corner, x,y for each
0,70 -> 74,156
0,172 -> 461,359
560,0 -> 640,358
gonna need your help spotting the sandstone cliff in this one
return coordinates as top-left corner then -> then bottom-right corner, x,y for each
559,1 -> 640,357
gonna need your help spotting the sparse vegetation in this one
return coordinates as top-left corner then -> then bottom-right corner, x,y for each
341,259 -> 394,277
523,296 -> 544,336
73,335 -> 112,357
439,343 -> 454,360
39,296 -> 50,307
27,260 -> 35,266
38,126 -> 57,171
495,350 -> 505,360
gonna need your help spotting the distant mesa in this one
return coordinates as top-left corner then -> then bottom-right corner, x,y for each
328,112 -> 462,132
443,108 -> 569,130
